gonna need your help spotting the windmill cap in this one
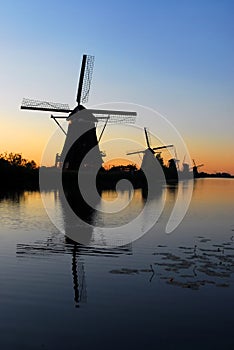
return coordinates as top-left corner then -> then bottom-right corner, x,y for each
67,105 -> 97,122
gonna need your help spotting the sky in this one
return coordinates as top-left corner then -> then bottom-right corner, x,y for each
0,0 -> 233,174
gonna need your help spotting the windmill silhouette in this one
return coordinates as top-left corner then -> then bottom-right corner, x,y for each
127,127 -> 173,170
21,54 -> 137,171
192,159 -> 204,177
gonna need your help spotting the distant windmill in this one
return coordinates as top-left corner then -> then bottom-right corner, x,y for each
127,127 -> 173,169
192,159 -> 204,177
180,154 -> 190,175
21,54 -> 137,170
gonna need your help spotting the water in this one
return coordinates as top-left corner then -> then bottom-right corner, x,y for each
0,179 -> 234,349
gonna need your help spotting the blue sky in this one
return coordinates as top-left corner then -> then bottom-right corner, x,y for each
0,0 -> 233,172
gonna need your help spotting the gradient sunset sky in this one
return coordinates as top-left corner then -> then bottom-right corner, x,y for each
0,0 -> 233,174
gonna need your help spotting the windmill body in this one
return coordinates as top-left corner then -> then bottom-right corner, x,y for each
141,148 -> 157,174
61,107 -> 102,171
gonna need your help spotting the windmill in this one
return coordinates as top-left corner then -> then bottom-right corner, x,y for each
127,127 -> 173,169
192,159 -> 204,177
21,54 -> 137,171
180,154 -> 190,175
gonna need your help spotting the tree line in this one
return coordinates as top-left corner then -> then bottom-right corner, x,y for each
0,152 -> 39,189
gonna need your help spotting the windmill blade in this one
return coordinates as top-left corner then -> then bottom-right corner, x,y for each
144,127 -> 150,148
76,55 -> 87,104
67,108 -> 136,124
76,55 -> 95,105
89,109 -> 136,116
126,150 -> 145,155
98,115 -> 136,124
90,109 -> 136,124
21,98 -> 71,113
152,144 -> 174,151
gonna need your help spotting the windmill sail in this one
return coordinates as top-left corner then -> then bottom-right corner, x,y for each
90,109 -> 136,124
144,128 -> 151,148
76,55 -> 95,105
21,98 -> 71,113
152,145 -> 173,151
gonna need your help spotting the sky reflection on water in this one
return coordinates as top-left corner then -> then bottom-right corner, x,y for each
0,179 -> 234,349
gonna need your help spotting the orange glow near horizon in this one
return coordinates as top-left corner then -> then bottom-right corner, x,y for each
186,136 -> 234,175
103,158 -> 140,170
1,139 -> 234,175
1,112 -> 233,175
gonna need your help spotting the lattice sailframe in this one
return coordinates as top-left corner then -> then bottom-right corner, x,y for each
21,98 -> 71,113
80,55 -> 95,104
96,114 -> 136,124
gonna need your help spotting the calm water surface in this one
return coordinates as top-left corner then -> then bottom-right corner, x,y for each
0,178 -> 234,349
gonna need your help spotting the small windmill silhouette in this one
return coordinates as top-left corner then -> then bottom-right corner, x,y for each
127,127 -> 173,170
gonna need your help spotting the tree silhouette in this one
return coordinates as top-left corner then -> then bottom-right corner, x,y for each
0,152 -> 39,189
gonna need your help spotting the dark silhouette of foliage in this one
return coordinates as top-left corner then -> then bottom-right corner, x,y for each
108,164 -> 138,173
0,152 -> 39,189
